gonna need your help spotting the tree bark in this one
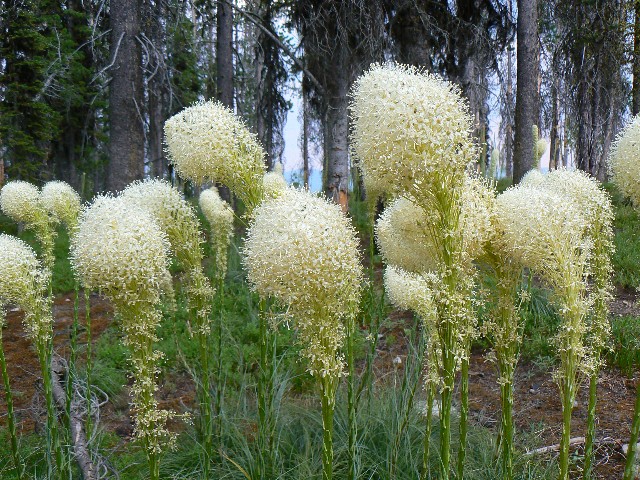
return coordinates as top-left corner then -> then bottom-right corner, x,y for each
634,0 -> 640,116
216,0 -> 234,109
107,0 -> 144,192
513,0 -> 539,184
323,47 -> 349,212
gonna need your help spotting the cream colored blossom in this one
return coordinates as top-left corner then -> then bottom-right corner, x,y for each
610,115 -> 640,207
376,196 -> 438,274
521,168 -> 614,355
0,181 -> 57,269
494,186 -> 590,283
384,265 -> 435,322
70,194 -> 177,452
520,169 -> 545,188
71,195 -> 170,305
164,100 -> 266,210
122,179 -> 214,332
41,180 -> 82,231
199,188 -> 234,279
376,175 -> 493,273
0,234 -> 52,344
243,187 -> 363,378
262,163 -> 288,199
350,63 -> 475,202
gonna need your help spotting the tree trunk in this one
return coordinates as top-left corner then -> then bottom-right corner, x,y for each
216,0 -> 234,109
303,77 -> 310,190
146,0 -> 166,180
505,0 -> 514,180
634,0 -> 640,116
323,51 -> 349,212
550,73 -> 559,171
107,0 -> 144,192
513,0 -> 539,184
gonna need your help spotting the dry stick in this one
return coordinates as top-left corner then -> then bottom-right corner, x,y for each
51,356 -> 95,480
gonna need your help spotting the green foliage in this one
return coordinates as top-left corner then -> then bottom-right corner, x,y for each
609,315 -> 640,376
603,183 -> 640,288
0,1 -> 61,181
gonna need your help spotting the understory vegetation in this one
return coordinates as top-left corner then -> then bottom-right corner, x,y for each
0,183 -> 639,480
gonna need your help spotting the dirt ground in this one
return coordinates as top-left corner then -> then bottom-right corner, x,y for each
1,288 -> 640,479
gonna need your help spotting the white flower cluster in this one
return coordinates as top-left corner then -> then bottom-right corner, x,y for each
610,115 -> 640,207
384,265 -> 435,322
262,163 -> 288,199
243,187 -> 363,378
0,234 -> 52,344
70,195 -> 177,451
121,179 -> 204,272
350,63 -> 475,201
164,100 -> 266,210
521,168 -> 614,354
376,175 -> 493,274
199,188 -> 234,278
71,195 -> 171,305
0,180 -> 46,225
41,180 -> 82,231
376,197 -> 439,274
0,180 -> 57,269
122,179 -> 214,332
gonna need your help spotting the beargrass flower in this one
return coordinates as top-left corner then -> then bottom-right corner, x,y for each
41,180 -> 82,231
199,188 -> 234,279
164,100 -> 266,211
121,179 -> 213,323
350,63 -> 475,202
376,175 -> 493,274
71,195 -> 176,473
243,187 -> 363,378
0,181 -> 56,270
0,234 -> 52,343
262,163 -> 288,199
495,184 -> 591,480
610,115 -> 640,206
521,168 -> 614,479
243,187 -> 362,480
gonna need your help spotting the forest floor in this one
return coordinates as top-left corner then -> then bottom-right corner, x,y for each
1,287 -> 639,479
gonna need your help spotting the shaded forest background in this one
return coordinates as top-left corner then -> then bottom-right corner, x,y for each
0,0 -> 636,204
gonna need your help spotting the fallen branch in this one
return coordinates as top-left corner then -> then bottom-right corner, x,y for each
51,357 -> 96,480
526,436 -> 621,456
526,437 -> 586,455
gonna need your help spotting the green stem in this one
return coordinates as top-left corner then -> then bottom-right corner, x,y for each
215,278 -> 225,457
38,343 -> 64,479
421,381 -> 435,480
321,376 -> 337,480
0,329 -> 25,479
440,341 -> 455,479
623,381 -> 640,480
583,372 -> 598,480
197,322 -> 212,478
84,290 -> 93,435
257,299 -> 276,479
347,315 -> 357,480
457,355 -> 469,479
500,380 -> 514,480
558,373 -> 575,480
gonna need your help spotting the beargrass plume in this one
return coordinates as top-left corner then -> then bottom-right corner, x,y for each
71,195 -> 177,480
164,100 -> 266,211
